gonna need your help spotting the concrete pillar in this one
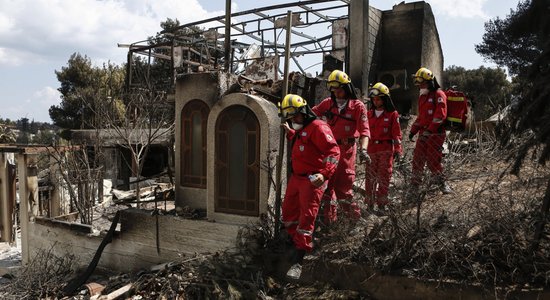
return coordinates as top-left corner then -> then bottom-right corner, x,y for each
17,153 -> 38,264
348,0 -> 370,97
49,154 -> 61,217
0,153 -> 12,243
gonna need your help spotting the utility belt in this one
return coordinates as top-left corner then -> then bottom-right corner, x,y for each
420,124 -> 445,134
371,140 -> 393,144
337,137 -> 357,145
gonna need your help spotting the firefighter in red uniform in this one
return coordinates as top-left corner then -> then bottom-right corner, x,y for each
312,70 -> 370,223
409,67 -> 453,194
365,82 -> 402,211
279,94 -> 340,280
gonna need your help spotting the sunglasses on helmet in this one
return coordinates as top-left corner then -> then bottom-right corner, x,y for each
326,81 -> 343,91
278,106 -> 300,119
412,76 -> 426,85
368,88 -> 382,97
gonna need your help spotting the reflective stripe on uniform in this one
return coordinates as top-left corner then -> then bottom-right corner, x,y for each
297,228 -> 313,236
324,156 -> 338,164
447,116 -> 462,123
284,220 -> 299,227
447,96 -> 465,102
432,118 -> 444,124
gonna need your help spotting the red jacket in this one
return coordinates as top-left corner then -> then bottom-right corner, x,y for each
312,98 -> 370,140
411,89 -> 447,134
367,110 -> 402,154
287,120 -> 340,180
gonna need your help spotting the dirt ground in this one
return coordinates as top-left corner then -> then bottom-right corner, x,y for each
1,133 -> 550,299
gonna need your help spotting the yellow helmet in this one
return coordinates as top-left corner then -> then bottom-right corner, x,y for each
368,82 -> 390,97
279,94 -> 307,119
326,70 -> 351,90
412,67 -> 434,85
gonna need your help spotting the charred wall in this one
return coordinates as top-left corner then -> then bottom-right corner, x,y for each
372,1 -> 444,115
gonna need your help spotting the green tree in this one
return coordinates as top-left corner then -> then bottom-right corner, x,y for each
443,66 -> 514,120
476,0 -> 550,169
50,53 -> 95,131
17,117 -> 30,133
32,129 -> 57,145
475,1 -> 543,76
49,53 -> 126,138
477,0 -> 550,250
129,18 -> 205,94
129,18 -> 179,93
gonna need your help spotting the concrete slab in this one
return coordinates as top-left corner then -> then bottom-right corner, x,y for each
0,241 -> 21,277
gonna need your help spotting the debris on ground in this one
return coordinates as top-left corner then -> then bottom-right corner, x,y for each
1,134 -> 549,299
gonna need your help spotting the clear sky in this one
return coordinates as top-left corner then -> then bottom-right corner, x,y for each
0,0 -> 521,123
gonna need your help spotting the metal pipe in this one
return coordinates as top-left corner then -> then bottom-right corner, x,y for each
224,0 -> 231,71
283,10 -> 292,97
274,10 -> 293,239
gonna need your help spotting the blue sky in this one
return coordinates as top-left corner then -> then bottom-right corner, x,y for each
0,0 -> 521,123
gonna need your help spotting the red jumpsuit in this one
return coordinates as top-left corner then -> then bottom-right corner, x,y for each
312,98 -> 370,222
365,109 -> 402,206
410,90 -> 447,185
283,120 -> 340,252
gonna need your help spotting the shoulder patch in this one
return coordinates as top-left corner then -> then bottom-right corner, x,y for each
326,134 -> 333,141
437,97 -> 444,103
361,114 -> 367,121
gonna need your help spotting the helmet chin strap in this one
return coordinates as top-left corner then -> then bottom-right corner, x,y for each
335,98 -> 347,105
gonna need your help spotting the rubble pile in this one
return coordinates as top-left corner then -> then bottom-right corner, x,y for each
2,135 -> 549,298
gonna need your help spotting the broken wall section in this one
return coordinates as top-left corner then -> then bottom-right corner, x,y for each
28,209 -> 240,272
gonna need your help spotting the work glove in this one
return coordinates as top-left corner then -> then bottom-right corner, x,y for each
308,173 -> 325,188
359,148 -> 371,164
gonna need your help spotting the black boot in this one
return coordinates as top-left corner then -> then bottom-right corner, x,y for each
286,249 -> 306,280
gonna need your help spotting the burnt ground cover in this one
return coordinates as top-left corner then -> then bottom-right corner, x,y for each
1,133 -> 549,299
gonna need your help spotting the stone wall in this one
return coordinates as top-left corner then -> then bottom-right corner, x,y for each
27,209 -> 241,272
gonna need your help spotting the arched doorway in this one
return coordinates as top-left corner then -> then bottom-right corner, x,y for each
214,105 -> 260,216
180,100 -> 209,188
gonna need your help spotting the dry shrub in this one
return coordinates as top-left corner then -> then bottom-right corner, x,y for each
0,245 -> 75,299
321,132 -> 550,290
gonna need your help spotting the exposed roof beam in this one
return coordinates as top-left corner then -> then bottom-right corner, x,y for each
298,4 -> 330,21
162,0 -> 345,34
253,11 -> 318,41
216,19 -> 286,48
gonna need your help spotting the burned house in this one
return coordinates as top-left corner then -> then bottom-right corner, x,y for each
70,128 -> 173,190
171,0 -> 443,224
0,0 -> 444,273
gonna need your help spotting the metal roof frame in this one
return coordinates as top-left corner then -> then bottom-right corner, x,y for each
124,0 -> 352,88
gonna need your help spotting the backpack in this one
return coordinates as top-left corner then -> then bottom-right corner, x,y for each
443,89 -> 469,132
